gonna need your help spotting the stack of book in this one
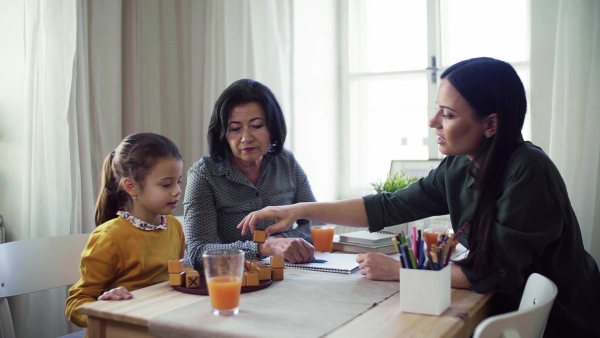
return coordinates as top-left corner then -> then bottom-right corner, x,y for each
332,230 -> 397,254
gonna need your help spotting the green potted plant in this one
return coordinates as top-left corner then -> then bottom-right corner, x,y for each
371,168 -> 419,194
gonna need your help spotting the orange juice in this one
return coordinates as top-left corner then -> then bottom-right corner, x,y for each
311,226 -> 335,252
423,228 -> 446,253
206,276 -> 242,310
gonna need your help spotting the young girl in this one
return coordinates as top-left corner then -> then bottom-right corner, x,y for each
65,133 -> 186,328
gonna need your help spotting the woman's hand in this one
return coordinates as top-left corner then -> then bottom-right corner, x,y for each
98,286 -> 133,301
259,237 -> 315,263
237,205 -> 300,236
357,252 -> 402,281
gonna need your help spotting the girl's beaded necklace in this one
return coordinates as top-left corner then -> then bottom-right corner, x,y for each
117,210 -> 167,231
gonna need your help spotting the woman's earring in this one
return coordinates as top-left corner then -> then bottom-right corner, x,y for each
484,132 -> 491,138
133,196 -> 138,200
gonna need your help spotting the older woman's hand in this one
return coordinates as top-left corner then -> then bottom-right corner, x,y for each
97,286 -> 133,301
357,252 -> 402,281
259,237 -> 315,263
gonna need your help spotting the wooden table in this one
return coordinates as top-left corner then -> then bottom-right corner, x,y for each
81,267 -> 494,338
326,288 -> 493,338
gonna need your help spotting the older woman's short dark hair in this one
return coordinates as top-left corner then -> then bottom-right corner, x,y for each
207,79 -> 287,162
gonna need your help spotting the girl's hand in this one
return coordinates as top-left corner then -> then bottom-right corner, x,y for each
237,205 -> 299,236
98,286 -> 133,301
357,253 -> 402,281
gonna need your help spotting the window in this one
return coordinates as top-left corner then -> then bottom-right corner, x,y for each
340,0 -> 530,198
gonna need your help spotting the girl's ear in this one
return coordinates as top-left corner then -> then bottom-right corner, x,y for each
122,177 -> 138,198
484,113 -> 498,137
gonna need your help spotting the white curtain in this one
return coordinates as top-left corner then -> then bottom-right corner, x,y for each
22,0 -> 294,237
530,0 -> 600,262
120,0 -> 292,214
19,0 -> 102,238
18,1 -> 83,337
22,0 -> 78,239
198,0 -> 293,149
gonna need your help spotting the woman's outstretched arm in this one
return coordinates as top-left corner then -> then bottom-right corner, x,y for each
237,198 -> 369,236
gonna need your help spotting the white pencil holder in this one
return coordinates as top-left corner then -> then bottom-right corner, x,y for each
399,265 -> 451,315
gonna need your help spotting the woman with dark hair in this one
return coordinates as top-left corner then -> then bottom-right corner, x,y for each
184,79 -> 317,270
237,58 -> 600,337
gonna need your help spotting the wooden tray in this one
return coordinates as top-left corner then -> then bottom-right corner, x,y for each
172,277 -> 273,295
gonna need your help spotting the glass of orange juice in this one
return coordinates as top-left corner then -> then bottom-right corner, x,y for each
423,227 -> 447,253
310,225 -> 336,252
202,249 -> 245,316
423,217 -> 451,253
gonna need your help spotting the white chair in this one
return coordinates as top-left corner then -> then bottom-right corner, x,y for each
0,234 -> 89,338
473,273 -> 558,338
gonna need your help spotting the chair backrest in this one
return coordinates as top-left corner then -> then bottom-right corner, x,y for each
0,234 -> 89,338
473,273 -> 558,338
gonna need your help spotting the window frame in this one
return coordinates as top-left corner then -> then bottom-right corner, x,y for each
338,0 -> 530,199
339,0 -> 442,198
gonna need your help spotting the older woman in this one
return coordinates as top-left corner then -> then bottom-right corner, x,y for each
237,58 -> 600,337
184,79 -> 316,270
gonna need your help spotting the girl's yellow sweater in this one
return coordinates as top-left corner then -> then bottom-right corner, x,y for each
65,215 -> 185,327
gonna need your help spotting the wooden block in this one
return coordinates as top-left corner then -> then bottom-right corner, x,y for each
186,270 -> 201,288
253,261 -> 267,268
245,271 -> 259,286
241,272 -> 247,287
256,265 -> 272,281
270,255 -> 284,269
169,271 -> 185,286
253,230 -> 266,243
248,260 -> 259,272
272,268 -> 284,281
168,259 -> 185,274
245,260 -> 253,271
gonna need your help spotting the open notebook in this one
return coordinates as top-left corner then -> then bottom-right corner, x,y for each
265,252 -> 359,274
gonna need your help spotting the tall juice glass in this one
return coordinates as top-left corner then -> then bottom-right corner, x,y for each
423,228 -> 447,253
202,249 -> 245,316
310,225 -> 336,252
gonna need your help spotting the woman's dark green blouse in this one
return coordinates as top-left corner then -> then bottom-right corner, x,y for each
363,142 -> 600,337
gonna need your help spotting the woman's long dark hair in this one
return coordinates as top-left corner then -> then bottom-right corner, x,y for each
94,133 -> 182,226
445,57 -> 527,275
207,79 -> 287,162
